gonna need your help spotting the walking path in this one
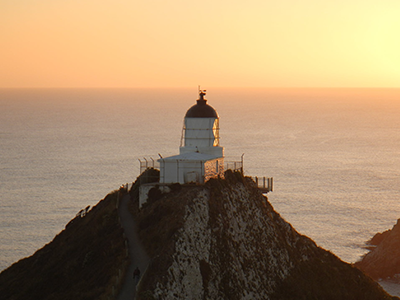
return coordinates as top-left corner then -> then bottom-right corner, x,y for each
117,193 -> 150,300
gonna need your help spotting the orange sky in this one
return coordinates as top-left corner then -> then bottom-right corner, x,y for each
1,0 -> 399,88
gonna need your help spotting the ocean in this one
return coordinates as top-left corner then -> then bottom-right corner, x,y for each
1,88 -> 400,289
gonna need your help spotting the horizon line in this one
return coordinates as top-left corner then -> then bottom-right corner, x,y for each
1,86 -> 400,90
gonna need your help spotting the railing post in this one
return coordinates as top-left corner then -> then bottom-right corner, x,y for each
138,158 -> 143,174
263,177 -> 266,189
241,153 -> 245,174
150,157 -> 154,168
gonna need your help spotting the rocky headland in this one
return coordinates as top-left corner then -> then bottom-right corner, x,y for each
356,219 -> 400,282
0,170 -> 397,300
130,170 -> 396,299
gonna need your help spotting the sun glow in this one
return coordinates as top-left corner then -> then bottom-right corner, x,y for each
1,0 -> 399,88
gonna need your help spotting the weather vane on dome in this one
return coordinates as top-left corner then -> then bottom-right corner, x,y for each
198,85 -> 206,100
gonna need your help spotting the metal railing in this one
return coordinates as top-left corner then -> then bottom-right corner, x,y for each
138,158 -> 160,174
253,176 -> 273,193
224,153 -> 244,173
224,160 -> 243,173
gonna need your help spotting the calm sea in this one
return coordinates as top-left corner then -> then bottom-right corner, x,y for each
1,88 -> 400,277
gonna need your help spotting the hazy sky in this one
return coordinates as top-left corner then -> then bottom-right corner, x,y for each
1,0 -> 399,88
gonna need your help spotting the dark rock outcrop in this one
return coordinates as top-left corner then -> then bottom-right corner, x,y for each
368,229 -> 392,248
0,190 -> 128,300
356,219 -> 400,281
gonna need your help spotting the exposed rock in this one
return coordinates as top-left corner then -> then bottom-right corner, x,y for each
356,219 -> 400,281
132,170 -> 396,300
0,170 -> 396,300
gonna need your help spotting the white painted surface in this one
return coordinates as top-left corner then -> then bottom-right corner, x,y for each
159,159 -> 204,184
183,118 -> 219,147
139,184 -> 171,207
180,118 -> 224,157
159,108 -> 224,184
158,153 -> 224,184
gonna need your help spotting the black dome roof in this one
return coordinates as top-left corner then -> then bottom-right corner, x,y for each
185,91 -> 218,118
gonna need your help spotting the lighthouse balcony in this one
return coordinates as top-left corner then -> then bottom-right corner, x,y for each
138,155 -> 246,182
179,145 -> 224,157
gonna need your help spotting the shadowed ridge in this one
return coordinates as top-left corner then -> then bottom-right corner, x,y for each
0,191 -> 128,300
0,169 -> 396,299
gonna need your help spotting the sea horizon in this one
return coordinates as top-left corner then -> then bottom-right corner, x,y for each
1,87 -> 400,272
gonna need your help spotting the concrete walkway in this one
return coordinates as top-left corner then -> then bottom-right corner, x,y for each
117,193 -> 150,300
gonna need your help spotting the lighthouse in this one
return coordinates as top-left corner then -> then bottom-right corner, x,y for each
158,89 -> 224,184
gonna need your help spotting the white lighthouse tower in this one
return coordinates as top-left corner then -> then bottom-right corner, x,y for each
180,89 -> 223,157
158,89 -> 224,184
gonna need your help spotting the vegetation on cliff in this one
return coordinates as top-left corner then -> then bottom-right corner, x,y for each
129,170 -> 397,300
0,190 -> 128,300
0,169 -> 397,300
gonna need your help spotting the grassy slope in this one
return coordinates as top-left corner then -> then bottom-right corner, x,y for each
0,190 -> 128,300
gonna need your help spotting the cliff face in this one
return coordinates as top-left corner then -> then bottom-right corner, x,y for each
356,219 -> 400,281
0,190 -> 128,300
1,171 -> 396,300
133,171 -> 396,300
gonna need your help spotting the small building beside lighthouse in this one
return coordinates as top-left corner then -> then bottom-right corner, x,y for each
158,90 -> 224,184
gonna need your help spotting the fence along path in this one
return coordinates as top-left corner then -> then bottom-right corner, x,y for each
117,192 -> 150,300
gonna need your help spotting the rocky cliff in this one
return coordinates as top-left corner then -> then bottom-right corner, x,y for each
0,170 -> 397,300
356,219 -> 400,281
130,170 -> 396,300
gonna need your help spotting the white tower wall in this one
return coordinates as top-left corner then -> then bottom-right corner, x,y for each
180,118 -> 223,157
